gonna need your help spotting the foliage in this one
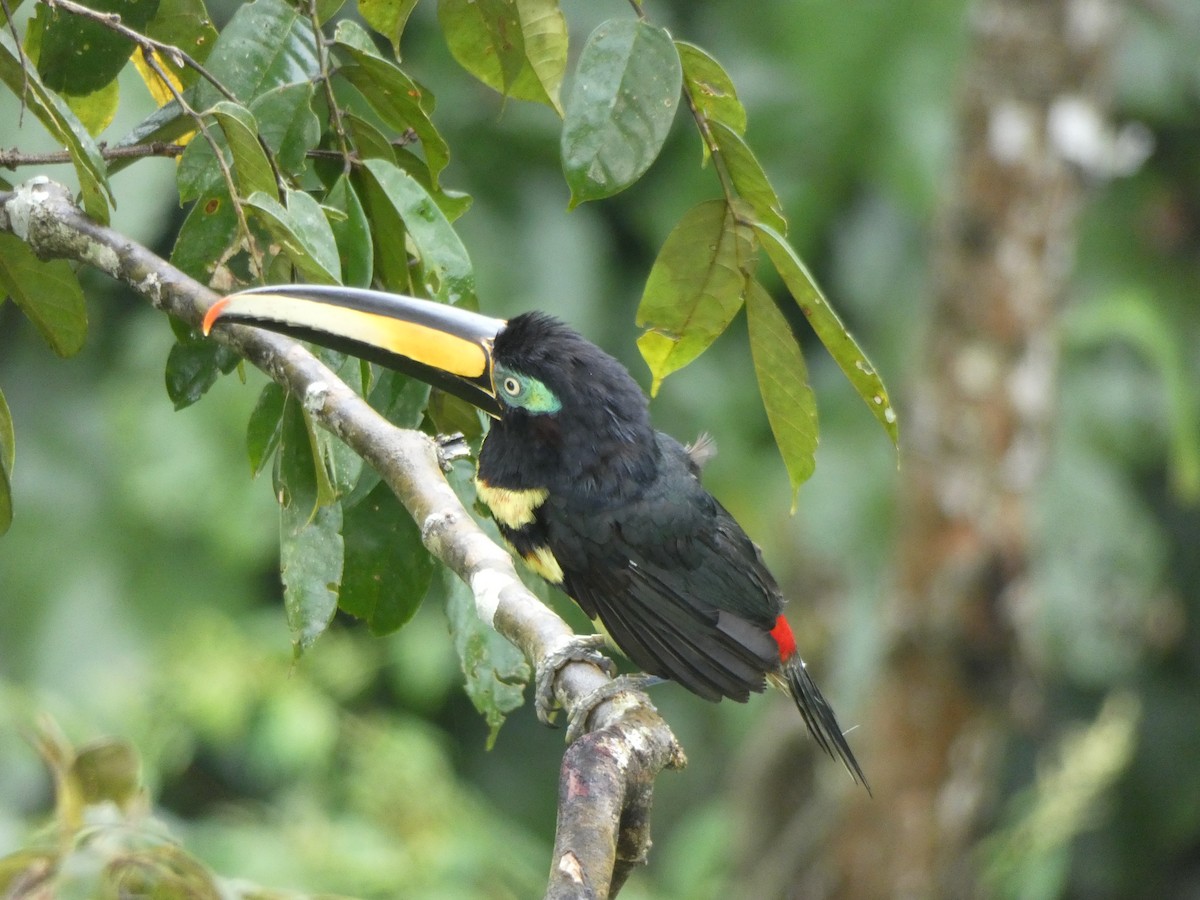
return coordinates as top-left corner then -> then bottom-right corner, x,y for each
0,0 -> 896,559
2,0 -> 1200,897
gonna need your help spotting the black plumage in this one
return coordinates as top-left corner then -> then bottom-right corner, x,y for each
479,314 -> 865,784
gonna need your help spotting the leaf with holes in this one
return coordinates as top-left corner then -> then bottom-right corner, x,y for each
677,41 -> 745,137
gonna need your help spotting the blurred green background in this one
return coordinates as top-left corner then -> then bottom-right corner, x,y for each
3,0 -> 1200,897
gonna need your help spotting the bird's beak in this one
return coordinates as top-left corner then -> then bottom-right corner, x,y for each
202,285 -> 506,417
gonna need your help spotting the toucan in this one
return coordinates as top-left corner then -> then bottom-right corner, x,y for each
203,285 -> 867,787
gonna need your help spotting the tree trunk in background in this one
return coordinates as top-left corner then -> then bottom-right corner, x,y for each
739,1 -> 1121,897
828,1 -> 1120,896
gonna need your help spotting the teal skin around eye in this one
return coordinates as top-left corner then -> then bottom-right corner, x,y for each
496,365 -> 562,414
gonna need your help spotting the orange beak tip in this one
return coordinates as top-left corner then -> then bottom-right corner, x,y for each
201,297 -> 231,336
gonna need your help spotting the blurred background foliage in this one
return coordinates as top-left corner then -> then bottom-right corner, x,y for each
2,0 -> 1199,897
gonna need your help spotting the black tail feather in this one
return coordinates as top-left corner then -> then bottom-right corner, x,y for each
783,658 -> 870,793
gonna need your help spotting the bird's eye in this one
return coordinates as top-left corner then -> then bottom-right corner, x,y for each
502,376 -> 521,396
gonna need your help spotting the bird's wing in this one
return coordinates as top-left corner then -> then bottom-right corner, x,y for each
549,439 -> 784,702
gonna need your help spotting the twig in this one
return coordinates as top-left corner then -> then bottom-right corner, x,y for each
1,0 -> 29,125
0,142 -> 187,169
0,178 -> 686,900
305,0 -> 351,173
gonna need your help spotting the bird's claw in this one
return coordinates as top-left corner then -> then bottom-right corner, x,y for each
435,432 -> 470,471
535,634 -> 617,726
564,674 -> 662,744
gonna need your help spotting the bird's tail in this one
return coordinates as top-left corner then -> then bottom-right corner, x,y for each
776,656 -> 870,792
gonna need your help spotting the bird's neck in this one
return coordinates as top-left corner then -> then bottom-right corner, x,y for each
479,411 -> 659,506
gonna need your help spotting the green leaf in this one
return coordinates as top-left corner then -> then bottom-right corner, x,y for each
357,0 -> 419,56
636,200 -> 756,394
246,189 -> 342,284
334,32 -> 450,183
561,19 -> 682,207
253,81 -> 319,178
146,0 -> 218,87
440,0 -> 523,96
192,0 -> 319,109
275,397 -> 318,516
438,0 -> 566,112
677,41 -> 745,136
393,147 -> 473,222
178,88 -> 317,201
361,158 -> 476,306
65,79 -> 120,137
170,191 -> 239,284
324,174 -> 373,288
34,0 -> 160,95
351,166 -> 410,293
710,120 -> 786,233
442,565 -> 528,747
247,380 -> 286,478
343,110 -> 397,162
0,387 -> 13,536
213,101 -> 277,198
746,280 -> 816,507
340,480 -> 434,634
275,397 -> 344,651
178,101 -> 275,203
281,499 -> 344,652
0,0 -> 25,27
515,0 -> 567,114
0,387 -> 13,478
0,32 -> 112,222
756,223 -> 898,446
164,332 -> 223,409
0,233 -> 87,357
314,0 -> 347,25
341,372 -> 430,508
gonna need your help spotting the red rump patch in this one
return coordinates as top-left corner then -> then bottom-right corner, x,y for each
770,616 -> 797,662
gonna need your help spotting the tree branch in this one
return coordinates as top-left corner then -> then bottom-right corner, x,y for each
0,177 -> 686,899
0,142 -> 187,169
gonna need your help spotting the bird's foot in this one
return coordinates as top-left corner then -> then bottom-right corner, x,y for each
435,432 -> 470,471
565,674 -> 665,744
535,634 -> 617,726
